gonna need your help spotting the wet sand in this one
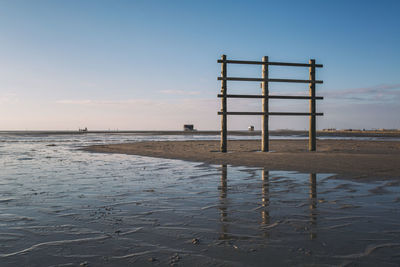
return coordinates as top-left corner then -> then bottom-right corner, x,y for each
85,139 -> 400,180
2,134 -> 400,265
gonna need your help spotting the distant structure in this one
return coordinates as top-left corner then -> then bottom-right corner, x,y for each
248,125 -> 254,131
183,124 -> 194,131
218,55 -> 323,152
79,127 -> 88,132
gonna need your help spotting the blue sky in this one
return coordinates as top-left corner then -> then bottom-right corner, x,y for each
0,0 -> 399,130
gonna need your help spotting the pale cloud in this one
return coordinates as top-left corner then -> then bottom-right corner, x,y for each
0,93 -> 19,104
56,99 -> 160,106
325,83 -> 400,102
80,82 -> 98,88
159,90 -> 200,95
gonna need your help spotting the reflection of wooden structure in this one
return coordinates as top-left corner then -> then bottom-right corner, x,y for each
261,169 -> 270,226
218,166 -> 318,240
218,165 -> 228,240
217,55 -> 324,152
309,173 -> 317,239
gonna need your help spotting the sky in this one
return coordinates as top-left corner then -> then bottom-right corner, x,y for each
0,0 -> 399,131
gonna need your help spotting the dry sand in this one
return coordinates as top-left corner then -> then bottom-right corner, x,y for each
85,139 -> 400,180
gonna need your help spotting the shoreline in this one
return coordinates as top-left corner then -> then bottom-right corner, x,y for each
2,129 -> 400,138
84,139 -> 400,181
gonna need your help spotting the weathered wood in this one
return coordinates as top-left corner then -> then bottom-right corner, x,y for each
269,62 -> 323,68
217,55 -> 323,152
220,55 -> 227,153
271,112 -> 323,116
262,56 -> 269,152
269,95 -> 323,100
309,59 -> 316,151
218,94 -> 263,98
218,77 -> 323,84
218,111 -> 266,115
217,59 -> 323,68
271,78 -> 323,84
217,77 -> 265,82
218,111 -> 323,116
218,59 -> 266,65
217,94 -> 323,100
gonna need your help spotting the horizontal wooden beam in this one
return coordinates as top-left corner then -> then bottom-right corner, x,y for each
218,94 -> 262,98
217,59 -> 323,68
217,77 -> 323,84
269,78 -> 323,84
217,59 -> 262,65
269,112 -> 323,116
217,94 -> 323,100
218,111 -> 324,116
269,95 -> 324,100
218,111 -> 265,115
270,62 -> 323,68
217,77 -> 263,82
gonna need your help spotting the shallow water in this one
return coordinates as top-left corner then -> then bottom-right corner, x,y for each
0,133 -> 400,266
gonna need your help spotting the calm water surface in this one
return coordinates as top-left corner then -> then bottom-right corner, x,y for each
0,133 -> 399,266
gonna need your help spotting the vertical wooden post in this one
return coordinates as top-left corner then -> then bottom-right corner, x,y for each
220,55 -> 227,152
261,56 -> 269,152
309,59 -> 316,151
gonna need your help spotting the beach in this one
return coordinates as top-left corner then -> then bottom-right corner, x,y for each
85,139 -> 400,180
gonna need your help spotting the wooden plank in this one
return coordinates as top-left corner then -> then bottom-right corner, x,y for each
270,78 -> 323,84
217,77 -> 323,84
220,55 -> 227,152
217,94 -> 263,98
270,112 -> 323,116
269,62 -> 323,68
309,59 -> 316,151
269,95 -> 323,100
217,59 -> 265,65
217,77 -> 265,82
262,56 -> 269,152
217,59 -> 323,68
218,112 -> 323,116
217,94 -> 323,100
218,111 -> 265,115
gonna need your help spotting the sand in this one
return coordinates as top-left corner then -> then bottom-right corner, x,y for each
84,139 -> 400,180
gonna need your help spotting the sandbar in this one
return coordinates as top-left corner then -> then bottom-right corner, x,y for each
85,139 -> 400,180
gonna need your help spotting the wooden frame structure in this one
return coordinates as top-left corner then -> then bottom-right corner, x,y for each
217,55 -> 323,152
